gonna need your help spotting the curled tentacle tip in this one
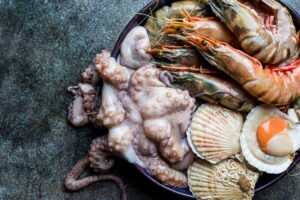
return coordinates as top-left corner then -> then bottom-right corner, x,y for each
68,86 -> 80,95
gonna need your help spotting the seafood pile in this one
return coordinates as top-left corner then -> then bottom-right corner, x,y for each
64,0 -> 300,199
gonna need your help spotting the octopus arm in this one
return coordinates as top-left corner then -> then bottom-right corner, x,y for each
78,83 -> 97,114
94,50 -> 130,90
135,129 -> 158,157
108,122 -> 145,168
130,66 -> 166,91
68,87 -> 89,127
144,118 -> 190,164
118,90 -> 143,124
166,98 -> 196,135
135,87 -> 193,119
130,67 -> 195,119
64,155 -> 127,200
171,150 -> 195,171
67,90 -> 89,127
82,64 -> 101,86
89,135 -> 115,172
67,83 -> 99,127
97,83 -> 125,128
141,157 -> 188,188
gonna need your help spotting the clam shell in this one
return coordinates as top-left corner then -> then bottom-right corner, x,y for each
187,104 -> 243,164
240,105 -> 298,174
188,158 -> 259,200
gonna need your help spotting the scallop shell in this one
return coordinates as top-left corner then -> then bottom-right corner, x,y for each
188,158 -> 259,200
240,105 -> 300,174
187,104 -> 243,164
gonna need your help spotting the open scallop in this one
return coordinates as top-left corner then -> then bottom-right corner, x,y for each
188,158 -> 259,200
187,104 -> 243,164
240,105 -> 300,174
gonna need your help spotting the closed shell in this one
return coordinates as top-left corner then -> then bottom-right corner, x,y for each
188,158 -> 259,200
187,104 -> 243,164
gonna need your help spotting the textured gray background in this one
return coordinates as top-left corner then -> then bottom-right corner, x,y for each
1,0 -> 300,199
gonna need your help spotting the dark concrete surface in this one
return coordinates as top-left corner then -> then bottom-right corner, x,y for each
0,0 -> 300,199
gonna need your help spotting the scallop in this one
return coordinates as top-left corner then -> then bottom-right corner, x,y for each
240,105 -> 300,174
187,104 -> 243,164
188,158 -> 259,200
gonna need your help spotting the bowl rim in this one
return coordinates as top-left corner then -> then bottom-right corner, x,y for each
111,0 -> 300,199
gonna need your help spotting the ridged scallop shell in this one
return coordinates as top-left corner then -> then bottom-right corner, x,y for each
188,158 -> 259,200
187,104 -> 243,164
240,105 -> 300,174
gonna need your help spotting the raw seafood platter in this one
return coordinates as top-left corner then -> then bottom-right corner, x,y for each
63,0 -> 300,199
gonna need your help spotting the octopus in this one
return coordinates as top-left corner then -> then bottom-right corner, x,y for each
65,26 -> 196,200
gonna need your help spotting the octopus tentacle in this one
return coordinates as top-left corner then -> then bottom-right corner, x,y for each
133,134 -> 188,187
67,63 -> 102,127
159,70 -> 174,87
144,118 -> 189,164
67,94 -> 89,127
96,83 -> 126,128
65,155 -> 90,191
82,64 -> 101,86
130,66 -> 166,91
160,123 -> 190,164
108,122 -> 145,167
141,156 -> 188,188
118,91 -> 143,124
78,83 -> 97,115
94,50 -> 130,90
134,129 -> 158,157
67,83 -> 99,127
177,99 -> 197,135
130,67 -> 194,119
170,150 -> 195,171
97,82 -> 145,167
108,122 -> 134,153
89,135 -> 115,172
65,155 -> 127,200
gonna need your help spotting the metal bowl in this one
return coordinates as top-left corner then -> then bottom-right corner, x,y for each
111,0 -> 300,198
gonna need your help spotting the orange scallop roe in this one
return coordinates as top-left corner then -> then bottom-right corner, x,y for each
257,117 -> 287,150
